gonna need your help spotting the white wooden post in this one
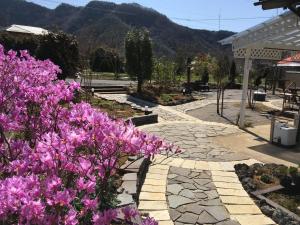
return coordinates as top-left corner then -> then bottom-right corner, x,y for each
239,48 -> 252,128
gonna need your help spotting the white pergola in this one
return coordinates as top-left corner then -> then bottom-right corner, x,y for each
220,11 -> 300,128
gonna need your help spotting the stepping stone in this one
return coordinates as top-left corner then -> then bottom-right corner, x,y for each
181,160 -> 196,169
197,210 -> 218,224
177,203 -> 205,214
177,212 -> 198,224
179,189 -> 194,199
169,209 -> 181,221
206,206 -> 230,221
168,195 -> 194,209
168,158 -> 185,167
167,184 -> 183,195
169,167 -> 190,176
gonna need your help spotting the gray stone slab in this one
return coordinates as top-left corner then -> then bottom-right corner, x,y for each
167,184 -> 183,195
197,210 -> 218,224
177,212 -> 198,224
168,195 -> 194,209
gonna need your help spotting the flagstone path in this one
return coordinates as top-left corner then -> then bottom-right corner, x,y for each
97,93 -> 278,225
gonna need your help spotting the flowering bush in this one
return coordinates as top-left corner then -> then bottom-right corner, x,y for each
0,45 -> 171,224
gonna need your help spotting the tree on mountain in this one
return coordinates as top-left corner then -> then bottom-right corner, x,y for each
36,31 -> 80,80
125,29 -> 153,93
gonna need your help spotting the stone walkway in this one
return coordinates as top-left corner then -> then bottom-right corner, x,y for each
96,93 -> 278,225
138,155 -> 276,225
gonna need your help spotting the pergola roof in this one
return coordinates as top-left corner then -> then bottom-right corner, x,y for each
220,11 -> 300,60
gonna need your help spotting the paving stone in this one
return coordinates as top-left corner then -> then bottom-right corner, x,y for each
117,193 -> 134,206
181,183 -> 197,190
168,158 -> 185,167
206,206 -> 230,221
177,212 -> 198,224
232,215 -> 276,225
198,199 -> 222,206
216,220 -> 241,225
148,168 -> 169,175
197,210 -> 218,224
169,209 -> 181,221
205,190 -> 219,199
181,160 -> 196,169
122,173 -> 137,181
146,173 -> 167,180
139,201 -> 168,210
144,178 -> 167,186
179,189 -> 194,199
167,184 -> 183,195
149,164 -> 169,170
214,182 -> 243,190
219,196 -> 254,205
168,195 -> 194,209
174,175 -> 193,183
194,178 -> 211,186
147,210 -> 170,221
212,176 -> 240,183
121,181 -> 137,194
169,167 -> 190,176
225,205 -> 262,215
208,162 -> 223,171
141,185 -> 166,193
217,188 -> 249,197
177,203 -> 205,214
211,171 -> 238,178
168,174 -> 178,179
158,220 -> 174,225
139,192 -> 166,201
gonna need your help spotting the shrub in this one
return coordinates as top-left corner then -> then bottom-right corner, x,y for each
260,174 -> 273,184
0,45 -> 173,224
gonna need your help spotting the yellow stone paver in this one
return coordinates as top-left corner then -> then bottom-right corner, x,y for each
225,204 -> 262,214
146,173 -> 167,180
158,220 -> 174,225
211,171 -> 238,178
214,181 -> 243,190
139,201 -> 168,210
212,175 -> 240,183
139,192 -> 166,201
220,196 -> 255,205
167,157 -> 184,167
148,168 -> 169,175
149,164 -> 169,170
232,215 -> 276,225
181,159 -> 196,169
208,162 -> 223,171
144,178 -> 167,186
194,161 -> 209,170
146,210 -> 171,221
141,185 -> 166,193
217,188 -> 249,197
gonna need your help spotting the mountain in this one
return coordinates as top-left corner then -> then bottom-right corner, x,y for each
0,0 -> 234,58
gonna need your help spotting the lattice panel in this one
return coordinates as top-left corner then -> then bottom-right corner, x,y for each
234,48 -> 282,60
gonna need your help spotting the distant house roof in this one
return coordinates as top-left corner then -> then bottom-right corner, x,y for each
6,24 -> 48,35
277,52 -> 300,67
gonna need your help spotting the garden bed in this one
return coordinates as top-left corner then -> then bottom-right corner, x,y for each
235,163 -> 300,225
75,92 -> 144,119
130,85 -> 195,106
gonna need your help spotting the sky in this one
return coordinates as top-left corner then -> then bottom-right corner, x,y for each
27,0 -> 286,32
